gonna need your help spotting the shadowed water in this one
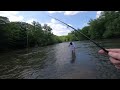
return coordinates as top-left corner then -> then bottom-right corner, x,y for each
0,39 -> 120,79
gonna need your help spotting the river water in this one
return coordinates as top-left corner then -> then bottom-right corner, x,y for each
0,39 -> 120,79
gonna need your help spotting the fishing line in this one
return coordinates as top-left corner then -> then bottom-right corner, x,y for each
48,15 -> 108,54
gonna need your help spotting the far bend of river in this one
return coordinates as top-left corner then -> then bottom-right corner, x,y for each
0,39 -> 120,79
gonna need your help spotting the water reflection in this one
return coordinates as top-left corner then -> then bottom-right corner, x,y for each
71,51 -> 76,63
1,39 -> 120,79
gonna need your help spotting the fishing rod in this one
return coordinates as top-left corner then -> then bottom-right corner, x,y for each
48,15 -> 109,54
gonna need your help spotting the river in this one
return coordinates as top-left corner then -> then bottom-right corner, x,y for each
0,39 -> 120,79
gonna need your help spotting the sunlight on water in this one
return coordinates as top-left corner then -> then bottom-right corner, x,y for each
0,39 -> 120,79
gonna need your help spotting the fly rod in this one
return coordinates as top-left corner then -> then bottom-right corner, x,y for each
48,15 -> 109,54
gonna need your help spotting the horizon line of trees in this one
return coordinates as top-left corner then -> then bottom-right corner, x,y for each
0,11 -> 120,52
66,11 -> 120,41
0,16 -> 63,51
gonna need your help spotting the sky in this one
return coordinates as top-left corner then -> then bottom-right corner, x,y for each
0,11 -> 102,36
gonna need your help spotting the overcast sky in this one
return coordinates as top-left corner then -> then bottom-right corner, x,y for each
0,11 -> 102,36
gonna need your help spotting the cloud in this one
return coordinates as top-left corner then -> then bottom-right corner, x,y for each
96,11 -> 103,18
26,18 -> 71,36
51,18 -> 58,24
64,11 -> 85,15
48,11 -> 64,14
0,11 -> 24,22
9,16 -> 24,22
68,24 -> 73,26
47,19 -> 72,36
26,18 -> 38,24
48,11 -> 86,16
80,23 -> 89,29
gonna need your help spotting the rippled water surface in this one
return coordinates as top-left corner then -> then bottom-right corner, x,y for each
0,39 -> 120,79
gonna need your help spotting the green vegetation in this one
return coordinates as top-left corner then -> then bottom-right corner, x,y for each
67,11 -> 120,41
0,16 -> 62,51
1,11 -> 120,51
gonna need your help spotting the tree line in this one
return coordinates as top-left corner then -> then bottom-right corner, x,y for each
0,11 -> 120,51
0,16 -> 63,51
66,11 -> 120,41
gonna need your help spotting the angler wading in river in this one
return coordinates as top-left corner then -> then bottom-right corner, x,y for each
48,15 -> 120,69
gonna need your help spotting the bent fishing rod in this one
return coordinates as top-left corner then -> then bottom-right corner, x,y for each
48,15 -> 109,54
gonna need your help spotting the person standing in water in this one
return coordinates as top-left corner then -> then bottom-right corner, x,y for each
69,42 -> 75,52
69,42 -> 76,58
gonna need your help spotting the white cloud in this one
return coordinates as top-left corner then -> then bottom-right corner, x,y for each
64,11 -> 85,15
48,11 -> 86,16
46,19 -> 72,36
68,24 -> 73,26
0,11 -> 19,16
41,23 -> 44,26
26,18 -> 71,36
48,11 -> 64,14
26,18 -> 38,24
9,16 -> 24,22
96,11 -> 103,18
80,23 -> 89,29
51,18 -> 58,24
0,11 -> 24,22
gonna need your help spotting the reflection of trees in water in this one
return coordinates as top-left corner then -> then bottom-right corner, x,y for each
0,46 -> 56,78
27,45 -> 57,70
0,50 -> 30,79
